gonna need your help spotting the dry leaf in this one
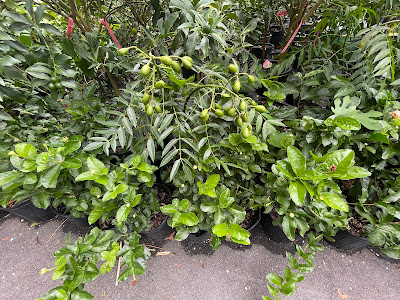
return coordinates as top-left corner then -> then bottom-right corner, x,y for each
156,251 -> 171,256
200,260 -> 205,268
165,232 -> 175,241
338,288 -> 349,299
176,264 -> 181,268
2,238 -> 9,241
101,291 -> 106,298
131,280 -> 137,286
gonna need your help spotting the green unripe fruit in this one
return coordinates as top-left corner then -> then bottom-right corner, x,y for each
146,105 -> 154,116
200,109 -> 209,118
239,100 -> 247,111
215,103 -> 222,109
182,58 -> 192,69
255,105 -> 266,113
202,24 -> 212,34
247,124 -> 252,131
241,114 -> 248,122
155,105 -> 162,113
172,61 -> 181,73
242,127 -> 250,138
118,47 -> 130,55
155,80 -> 166,89
235,117 -> 243,127
160,56 -> 173,66
224,107 -> 230,114
233,80 -> 241,93
50,76 -> 58,83
48,82 -> 55,90
55,82 -> 63,89
183,56 -> 193,63
141,64 -> 151,76
251,100 -> 257,106
142,93 -> 150,104
201,114 -> 209,122
248,75 -> 255,84
228,108 -> 236,117
131,28 -> 138,35
222,93 -> 230,99
215,109 -> 224,117
182,89 -> 188,97
228,64 -> 238,73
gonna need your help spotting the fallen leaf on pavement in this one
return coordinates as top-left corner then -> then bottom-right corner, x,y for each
165,232 -> 175,241
131,280 -> 137,286
338,288 -> 349,299
176,264 -> 181,268
2,238 -> 9,241
156,251 -> 171,256
200,260 -> 205,268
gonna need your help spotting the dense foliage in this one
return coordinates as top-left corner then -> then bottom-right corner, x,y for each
0,0 -> 399,299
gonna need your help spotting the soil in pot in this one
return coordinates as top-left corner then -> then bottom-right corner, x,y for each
240,209 -> 261,231
328,218 -> 370,251
148,184 -> 172,232
51,202 -> 91,228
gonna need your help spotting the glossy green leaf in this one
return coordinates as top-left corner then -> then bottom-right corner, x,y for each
333,116 -> 361,130
289,181 -> 306,206
287,146 -> 306,176
116,204 -> 131,224
0,171 -> 19,186
87,157 -> 108,175
178,212 -> 199,226
147,139 -> 155,162
212,223 -> 228,237
15,143 -> 37,159
39,164 -> 62,188
219,188 -> 234,208
319,192 -> 349,212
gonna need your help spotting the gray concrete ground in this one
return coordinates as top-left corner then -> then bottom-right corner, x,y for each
0,214 -> 399,300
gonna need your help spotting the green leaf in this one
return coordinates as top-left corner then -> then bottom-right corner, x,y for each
170,159 -> 181,182
87,157 -> 108,175
175,227 -> 190,241
0,171 -> 19,186
289,181 -> 306,205
160,149 -> 179,168
88,207 -> 106,224
383,191 -> 400,203
52,265 -> 66,281
178,212 -> 199,226
212,223 -> 228,237
276,160 -> 296,180
229,133 -> 243,146
61,158 -> 82,169
15,143 -> 37,159
205,174 -> 220,189
266,273 -> 283,288
339,166 -> 371,180
219,188 -> 234,208
39,164 -> 62,188
116,204 -> 131,224
70,290 -> 93,300
333,116 -> 361,130
228,224 -> 250,245
282,214 -> 295,241
319,192 -> 349,212
287,146 -> 306,176
75,171 -> 97,182
147,139 -> 155,162
325,149 -> 354,173
31,192 -> 50,209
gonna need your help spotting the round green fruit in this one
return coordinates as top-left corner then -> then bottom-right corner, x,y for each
247,75 -> 255,84
233,80 -> 241,93
241,113 -> 248,122
255,105 -> 266,113
224,107 -> 230,114
155,80 -> 166,89
118,47 -> 130,55
242,127 -> 250,138
131,28 -> 138,35
141,64 -> 151,76
48,82 -> 55,90
200,109 -> 209,118
215,109 -> 224,117
182,58 -> 192,69
201,114 -> 209,122
215,103 -> 222,109
228,108 -> 236,117
146,105 -> 154,116
155,105 -> 162,113
239,100 -> 247,111
171,61 -> 181,73
202,24 -> 212,34
235,117 -> 243,127
228,64 -> 238,73
222,93 -> 230,99
55,82 -> 63,90
50,76 -> 59,83
142,93 -> 150,104
160,56 -> 172,66
251,100 -> 257,106
182,89 -> 188,97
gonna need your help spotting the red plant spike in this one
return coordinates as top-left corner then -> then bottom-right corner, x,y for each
100,19 -> 121,49
66,17 -> 74,39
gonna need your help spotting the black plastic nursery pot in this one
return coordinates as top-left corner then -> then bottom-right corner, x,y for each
241,209 -> 262,231
260,213 -> 293,244
328,230 -> 370,251
142,183 -> 173,239
270,28 -> 285,48
0,209 -> 9,219
250,43 -> 274,59
50,202 -> 92,229
2,199 -> 56,223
